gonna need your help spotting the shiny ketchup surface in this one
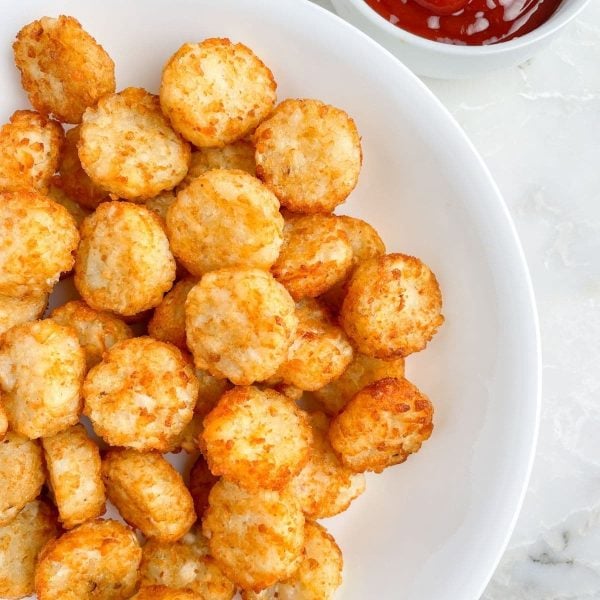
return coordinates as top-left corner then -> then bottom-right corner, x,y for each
363,0 -> 563,45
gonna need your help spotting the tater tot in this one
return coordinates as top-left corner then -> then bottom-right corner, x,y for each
140,529 -> 235,600
329,377 -> 434,473
160,38 -> 276,148
0,432 -> 45,525
0,499 -> 58,599
83,337 -> 198,451
34,519 -> 142,600
0,110 -> 63,193
340,253 -> 444,358
41,424 -> 105,529
74,201 -> 176,316
0,320 -> 85,440
0,291 -> 48,336
0,190 -> 79,297
47,177 -> 92,227
79,88 -> 191,200
145,190 -> 176,224
185,269 -> 297,385
102,448 -> 196,542
51,300 -> 133,370
167,169 -> 283,276
254,99 -> 362,213
189,455 -> 219,518
203,479 -> 305,591
272,214 -> 353,300
132,587 -> 205,600
202,386 -> 311,491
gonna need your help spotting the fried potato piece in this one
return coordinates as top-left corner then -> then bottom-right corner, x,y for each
42,424 -> 105,529
160,38 -> 276,148
254,99 -> 361,213
0,291 -> 48,336
0,190 -> 79,297
51,300 -> 133,371
47,178 -> 92,227
0,499 -> 59,599
132,586 -> 204,600
0,320 -> 85,440
203,479 -> 304,591
0,110 -> 63,193
74,201 -> 176,316
312,353 -> 405,415
0,432 -> 45,525
340,253 -> 444,358
185,269 -> 297,385
83,337 -> 198,451
13,16 -> 115,124
102,448 -> 196,542
167,169 -> 283,276
140,529 -> 235,600
34,518 -> 142,600
329,377 -> 434,473
79,88 -> 191,200
145,190 -> 176,225
272,214 -> 353,301
189,455 -> 219,518
202,386 -> 311,491
290,412 -> 365,519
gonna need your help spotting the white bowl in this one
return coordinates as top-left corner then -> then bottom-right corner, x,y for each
3,1 -> 540,598
331,0 -> 591,78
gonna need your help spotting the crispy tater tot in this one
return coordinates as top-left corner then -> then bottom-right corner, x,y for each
79,88 -> 191,200
160,38 -> 276,148
0,110 -> 63,193
0,499 -> 58,599
0,432 -> 45,526
145,190 -> 176,225
167,169 -> 283,276
140,529 -> 235,600
203,479 -> 305,591
13,16 -> 115,124
189,455 -> 219,518
41,424 -> 105,529
34,518 -> 142,600
47,178 -> 92,227
74,201 -> 176,316
254,99 -> 362,214
0,190 -> 79,297
0,320 -> 85,440
290,412 -> 365,519
0,291 -> 48,336
102,448 -> 196,542
329,377 -> 434,473
185,269 -> 297,385
272,214 -> 353,301
51,300 -> 133,371
83,337 -> 198,451
202,386 -> 311,491
340,253 -> 444,358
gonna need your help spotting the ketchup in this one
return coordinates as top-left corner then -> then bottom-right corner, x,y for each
363,0 -> 563,45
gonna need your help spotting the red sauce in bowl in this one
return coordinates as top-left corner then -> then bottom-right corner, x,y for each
363,0 -> 563,45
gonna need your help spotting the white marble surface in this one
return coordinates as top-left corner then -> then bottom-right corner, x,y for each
313,0 -> 600,597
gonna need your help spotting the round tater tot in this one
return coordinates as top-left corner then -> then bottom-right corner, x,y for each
0,499 -> 59,599
202,479 -> 305,591
254,99 -> 362,213
0,432 -> 45,525
329,377 -> 434,473
185,269 -> 297,385
51,300 -> 133,371
47,178 -> 92,228
34,519 -> 142,600
140,529 -> 235,600
0,190 -> 79,297
74,201 -> 176,316
290,412 -> 365,519
201,386 -> 311,491
79,87 -> 191,200
41,424 -> 105,529
0,320 -> 85,440
160,38 -> 276,148
0,291 -> 48,336
132,587 -> 205,600
83,337 -> 198,451
102,448 -> 196,542
189,455 -> 219,518
167,169 -> 283,276
145,190 -> 176,224
0,110 -> 63,193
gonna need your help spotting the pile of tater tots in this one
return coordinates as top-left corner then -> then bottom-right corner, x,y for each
0,15 -> 444,600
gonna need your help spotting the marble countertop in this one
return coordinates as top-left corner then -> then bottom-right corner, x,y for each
313,1 -> 600,597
